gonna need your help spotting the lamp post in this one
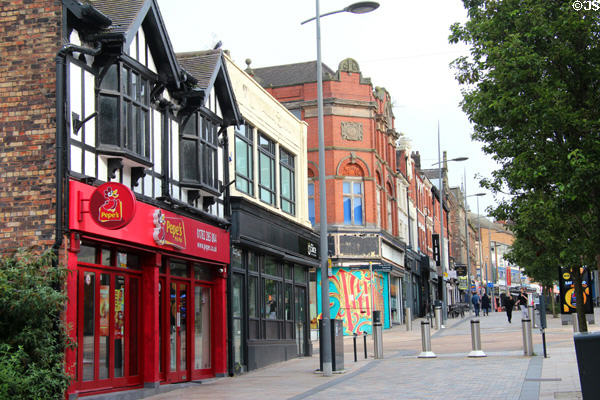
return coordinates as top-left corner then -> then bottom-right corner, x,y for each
302,0 -> 379,377
475,193 -> 485,293
432,126 -> 467,325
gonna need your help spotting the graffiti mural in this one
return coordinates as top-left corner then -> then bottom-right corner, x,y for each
319,268 -> 384,335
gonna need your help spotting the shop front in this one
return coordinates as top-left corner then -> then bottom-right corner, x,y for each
228,198 -> 319,374
66,180 -> 229,397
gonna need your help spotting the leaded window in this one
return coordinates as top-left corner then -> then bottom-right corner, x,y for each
97,62 -> 151,163
180,112 -> 220,194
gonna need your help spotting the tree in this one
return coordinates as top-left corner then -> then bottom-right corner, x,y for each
0,249 -> 72,399
450,1 -> 600,331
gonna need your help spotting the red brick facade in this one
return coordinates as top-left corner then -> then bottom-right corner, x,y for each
0,0 -> 62,252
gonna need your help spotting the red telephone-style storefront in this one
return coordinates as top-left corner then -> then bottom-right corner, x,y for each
65,180 -> 229,397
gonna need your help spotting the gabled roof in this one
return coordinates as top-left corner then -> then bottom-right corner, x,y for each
176,50 -> 242,127
251,61 -> 336,88
84,0 -> 181,89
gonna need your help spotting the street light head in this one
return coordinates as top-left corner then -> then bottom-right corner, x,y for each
344,1 -> 380,14
474,192 -> 486,197
451,157 -> 469,162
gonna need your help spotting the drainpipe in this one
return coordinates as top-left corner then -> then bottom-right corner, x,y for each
54,43 -> 102,262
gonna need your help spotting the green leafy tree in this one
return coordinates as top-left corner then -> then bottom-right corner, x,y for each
0,249 -> 72,399
450,1 -> 600,331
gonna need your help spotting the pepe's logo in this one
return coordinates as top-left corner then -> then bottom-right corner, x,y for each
98,186 -> 123,223
153,209 -> 186,249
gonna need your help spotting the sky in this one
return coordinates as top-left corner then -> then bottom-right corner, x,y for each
157,0 -> 502,216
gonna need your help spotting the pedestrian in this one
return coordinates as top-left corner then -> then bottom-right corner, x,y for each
481,292 -> 491,316
471,291 -> 481,317
517,288 -> 529,318
504,293 -> 515,323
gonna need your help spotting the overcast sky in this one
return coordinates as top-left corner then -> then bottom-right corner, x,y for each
157,0 -> 503,216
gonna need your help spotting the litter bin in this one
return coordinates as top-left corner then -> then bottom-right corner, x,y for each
319,319 -> 344,372
574,331 -> 600,399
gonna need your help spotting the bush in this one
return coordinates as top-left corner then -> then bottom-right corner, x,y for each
0,249 -> 72,399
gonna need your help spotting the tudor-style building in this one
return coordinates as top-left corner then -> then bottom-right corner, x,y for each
176,51 -> 319,374
2,0 -> 244,397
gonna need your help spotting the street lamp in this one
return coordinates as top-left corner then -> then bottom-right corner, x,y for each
302,0 -> 379,377
432,127 -> 467,326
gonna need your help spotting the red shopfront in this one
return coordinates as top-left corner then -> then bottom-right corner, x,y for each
66,180 -> 229,397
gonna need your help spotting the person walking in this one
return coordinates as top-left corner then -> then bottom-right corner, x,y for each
517,288 -> 529,318
481,292 -> 491,316
471,291 -> 481,317
504,293 -> 515,323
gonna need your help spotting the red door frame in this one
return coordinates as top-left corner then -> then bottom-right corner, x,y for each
73,264 -> 143,393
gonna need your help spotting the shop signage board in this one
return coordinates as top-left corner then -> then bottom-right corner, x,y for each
70,180 -> 230,264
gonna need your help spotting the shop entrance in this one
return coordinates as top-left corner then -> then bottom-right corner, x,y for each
76,245 -> 142,392
160,259 -> 214,383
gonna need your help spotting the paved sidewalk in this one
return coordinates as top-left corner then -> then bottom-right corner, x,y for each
144,310 -> 587,400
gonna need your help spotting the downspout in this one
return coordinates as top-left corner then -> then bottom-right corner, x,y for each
54,43 -> 102,262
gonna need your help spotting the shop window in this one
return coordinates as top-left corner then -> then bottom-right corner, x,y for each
294,265 -> 307,284
279,147 -> 295,215
235,123 -> 254,196
231,247 -> 243,270
284,264 -> 293,281
263,256 -> 280,277
101,248 -> 111,266
343,180 -> 364,225
258,133 -> 275,205
248,251 -> 258,272
79,245 -> 96,264
97,63 -> 151,164
285,284 -> 293,320
180,112 -> 220,195
193,263 -> 214,281
264,279 -> 279,320
169,261 -> 189,277
248,276 -> 258,319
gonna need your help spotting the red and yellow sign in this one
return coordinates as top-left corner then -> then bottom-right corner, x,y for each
153,209 -> 187,249
89,182 -> 136,229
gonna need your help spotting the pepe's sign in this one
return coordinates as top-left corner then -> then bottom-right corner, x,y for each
153,209 -> 187,249
89,182 -> 136,229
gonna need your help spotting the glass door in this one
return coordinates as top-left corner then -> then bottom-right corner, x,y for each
78,268 -> 141,390
295,286 -> 307,356
167,281 -> 189,382
231,274 -> 245,374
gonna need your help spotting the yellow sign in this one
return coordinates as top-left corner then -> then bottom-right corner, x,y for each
563,272 -> 571,280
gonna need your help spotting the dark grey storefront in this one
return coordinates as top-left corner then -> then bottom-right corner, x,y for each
228,197 -> 319,374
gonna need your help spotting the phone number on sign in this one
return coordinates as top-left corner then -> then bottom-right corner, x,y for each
573,0 -> 600,10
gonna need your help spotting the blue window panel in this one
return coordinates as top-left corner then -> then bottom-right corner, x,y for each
308,198 -> 315,226
308,183 -> 314,196
354,198 -> 363,225
343,182 -> 350,194
353,182 -> 362,194
343,197 -> 352,224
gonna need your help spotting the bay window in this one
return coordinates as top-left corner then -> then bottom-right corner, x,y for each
279,148 -> 295,215
258,134 -> 275,205
180,112 -> 220,194
235,123 -> 254,195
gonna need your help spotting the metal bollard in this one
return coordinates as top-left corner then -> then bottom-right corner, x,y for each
353,333 -> 357,362
405,307 -> 412,331
373,310 -> 383,359
572,313 -> 579,333
528,305 -> 535,328
434,306 -> 442,330
468,319 -> 486,357
522,318 -> 533,356
363,332 -> 368,359
418,321 -> 436,358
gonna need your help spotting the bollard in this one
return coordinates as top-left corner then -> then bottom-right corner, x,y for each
572,313 -> 579,333
468,319 -> 486,357
405,307 -> 412,331
522,318 -> 533,356
363,332 -> 368,359
418,320 -> 437,358
434,306 -> 442,330
373,310 -> 383,359
353,333 -> 357,362
528,304 -> 535,329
